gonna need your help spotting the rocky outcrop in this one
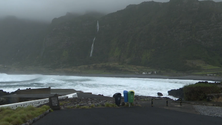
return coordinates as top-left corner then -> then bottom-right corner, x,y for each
168,88 -> 184,98
0,90 -> 8,96
157,92 -> 163,97
0,90 -> 9,105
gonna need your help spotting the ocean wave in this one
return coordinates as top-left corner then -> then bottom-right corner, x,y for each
0,74 -> 201,98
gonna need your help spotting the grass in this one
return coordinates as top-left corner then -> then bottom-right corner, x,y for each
79,106 -> 91,109
81,62 -> 222,76
192,69 -> 222,75
0,105 -> 51,125
186,60 -> 222,76
89,104 -> 95,108
212,97 -> 222,102
75,105 -> 80,108
60,63 -> 162,75
10,61 -> 222,77
193,72 -> 216,75
104,103 -> 118,107
59,101 -> 70,106
183,83 -> 221,101
63,103 -> 119,109
54,62 -> 222,77
201,65 -> 220,70
66,106 -> 74,109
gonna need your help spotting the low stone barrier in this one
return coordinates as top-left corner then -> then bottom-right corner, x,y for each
0,93 -> 77,109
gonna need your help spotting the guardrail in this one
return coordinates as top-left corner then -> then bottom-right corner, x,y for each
0,93 -> 77,109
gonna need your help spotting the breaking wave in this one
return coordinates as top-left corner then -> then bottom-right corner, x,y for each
0,73 -> 201,98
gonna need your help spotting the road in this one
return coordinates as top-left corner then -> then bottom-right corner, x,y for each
33,106 -> 222,125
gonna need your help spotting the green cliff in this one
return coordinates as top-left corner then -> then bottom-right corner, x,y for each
1,0 -> 222,73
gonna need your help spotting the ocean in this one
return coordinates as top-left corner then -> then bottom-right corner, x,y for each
0,73 -> 204,99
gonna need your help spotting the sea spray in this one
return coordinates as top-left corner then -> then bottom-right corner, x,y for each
0,74 -> 200,99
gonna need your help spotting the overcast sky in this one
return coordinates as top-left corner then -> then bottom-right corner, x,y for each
0,0 -> 168,21
0,0 -> 221,22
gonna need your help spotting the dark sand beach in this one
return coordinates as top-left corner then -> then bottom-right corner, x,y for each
3,69 -> 222,81
72,74 -> 222,81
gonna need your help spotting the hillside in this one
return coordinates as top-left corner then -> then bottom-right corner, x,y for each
1,0 -> 222,74
41,0 -> 222,71
0,16 -> 49,65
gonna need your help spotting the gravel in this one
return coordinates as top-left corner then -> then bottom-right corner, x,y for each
193,105 -> 222,118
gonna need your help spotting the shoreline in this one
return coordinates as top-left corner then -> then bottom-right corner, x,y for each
71,74 -> 222,81
1,71 -> 222,81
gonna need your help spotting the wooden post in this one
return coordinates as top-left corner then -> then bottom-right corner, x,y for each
166,99 -> 168,107
151,98 -> 153,107
180,98 -> 182,106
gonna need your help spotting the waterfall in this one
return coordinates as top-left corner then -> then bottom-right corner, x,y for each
97,21 -> 99,32
90,37 -> 96,57
90,21 -> 99,57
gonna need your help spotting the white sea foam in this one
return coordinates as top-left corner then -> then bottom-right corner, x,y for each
0,74 -> 201,99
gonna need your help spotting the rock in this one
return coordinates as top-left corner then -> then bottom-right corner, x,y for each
0,97 -> 6,104
157,92 -> 163,97
168,88 -> 184,98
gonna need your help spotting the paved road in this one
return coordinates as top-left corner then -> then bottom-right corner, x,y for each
33,106 -> 222,125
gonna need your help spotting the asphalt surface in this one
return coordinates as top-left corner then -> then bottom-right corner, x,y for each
33,106 -> 222,125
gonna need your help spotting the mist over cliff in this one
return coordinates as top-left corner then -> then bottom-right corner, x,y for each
0,0 -> 170,22
1,0 -> 222,73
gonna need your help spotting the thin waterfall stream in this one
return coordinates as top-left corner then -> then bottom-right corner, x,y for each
90,21 -> 99,57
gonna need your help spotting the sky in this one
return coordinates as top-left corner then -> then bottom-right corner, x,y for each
0,0 -> 168,21
0,0 -> 221,22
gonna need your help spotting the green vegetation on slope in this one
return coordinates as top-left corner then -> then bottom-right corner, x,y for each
183,83 -> 221,101
40,0 -> 222,71
0,0 -> 222,72
0,16 -> 49,66
0,105 -> 51,125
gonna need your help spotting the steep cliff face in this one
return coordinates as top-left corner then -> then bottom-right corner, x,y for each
0,17 -> 48,65
40,0 -> 222,70
41,13 -> 104,67
99,1 -> 222,70
1,1 -> 222,71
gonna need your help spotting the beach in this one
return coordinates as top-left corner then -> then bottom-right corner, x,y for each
70,74 -> 222,81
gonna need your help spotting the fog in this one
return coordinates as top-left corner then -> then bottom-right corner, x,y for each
0,0 -> 221,22
0,0 -> 168,22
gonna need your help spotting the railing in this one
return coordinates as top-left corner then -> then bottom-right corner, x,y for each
0,93 -> 77,109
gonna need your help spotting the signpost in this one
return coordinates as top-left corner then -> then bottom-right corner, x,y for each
49,94 -> 60,110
